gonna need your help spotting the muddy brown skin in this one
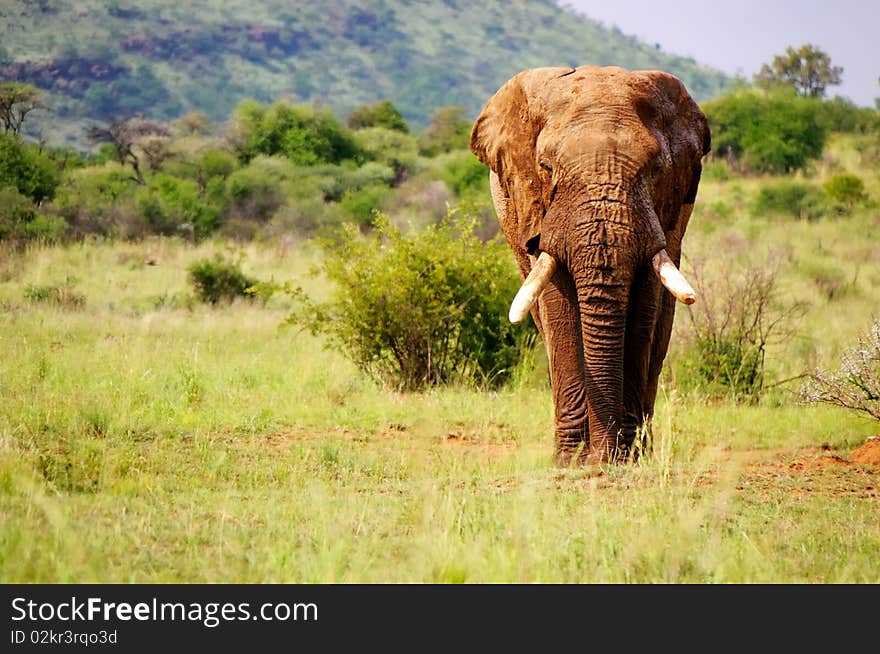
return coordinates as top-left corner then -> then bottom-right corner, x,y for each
470,66 -> 710,464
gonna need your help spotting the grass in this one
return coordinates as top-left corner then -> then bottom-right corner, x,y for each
2,131 -> 880,583
1,234 -> 878,583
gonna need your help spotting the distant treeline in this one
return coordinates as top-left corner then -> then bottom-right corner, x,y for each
1,83 -> 878,244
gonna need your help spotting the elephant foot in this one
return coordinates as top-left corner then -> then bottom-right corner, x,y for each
554,429 -> 589,467
586,430 -> 639,464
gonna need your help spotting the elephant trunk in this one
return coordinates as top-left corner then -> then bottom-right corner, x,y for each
572,257 -> 631,461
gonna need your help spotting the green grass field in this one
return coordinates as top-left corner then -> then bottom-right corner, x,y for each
2,135 -> 879,583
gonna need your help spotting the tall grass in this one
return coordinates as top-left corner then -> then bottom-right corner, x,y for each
2,130 -> 879,582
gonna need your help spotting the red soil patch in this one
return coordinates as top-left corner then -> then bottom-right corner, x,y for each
851,437 -> 880,466
787,453 -> 850,472
735,444 -> 879,500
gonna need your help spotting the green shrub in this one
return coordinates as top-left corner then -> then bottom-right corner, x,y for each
703,89 -> 828,173
354,127 -> 421,182
49,162 -> 137,237
188,254 -> 259,305
675,255 -> 805,401
232,100 -> 361,166
419,106 -> 472,156
440,151 -> 489,198
197,149 -> 239,179
347,100 -> 409,133
0,132 -> 59,203
136,174 -> 218,238
823,173 -> 867,210
752,182 -> 828,220
265,196 -> 346,239
223,156 -> 295,223
679,336 -> 763,400
0,186 -> 37,240
286,212 -> 533,390
817,97 -> 880,134
19,213 -> 69,242
339,184 -> 388,228
164,147 -> 239,190
24,277 -> 86,308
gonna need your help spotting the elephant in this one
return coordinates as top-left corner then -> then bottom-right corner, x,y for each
470,65 -> 710,465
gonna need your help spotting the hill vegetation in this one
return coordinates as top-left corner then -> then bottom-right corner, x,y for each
1,0 -> 729,145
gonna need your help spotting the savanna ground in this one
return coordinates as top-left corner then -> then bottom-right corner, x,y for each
1,134 -> 879,583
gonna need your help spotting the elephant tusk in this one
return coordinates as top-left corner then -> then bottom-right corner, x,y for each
652,249 -> 697,304
509,252 -> 557,324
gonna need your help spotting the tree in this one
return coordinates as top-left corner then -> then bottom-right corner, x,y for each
419,106 -> 472,156
754,44 -> 843,98
172,111 -> 212,137
231,100 -> 361,166
86,117 -> 170,184
0,131 -> 59,203
702,89 -> 828,173
347,99 -> 409,133
0,82 -> 47,135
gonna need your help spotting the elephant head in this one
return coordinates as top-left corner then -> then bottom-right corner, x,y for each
470,66 -> 710,464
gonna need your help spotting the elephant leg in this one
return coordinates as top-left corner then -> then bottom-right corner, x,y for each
641,213 -> 693,440
622,267 -> 664,459
491,170 -> 588,464
627,205 -> 695,458
537,264 -> 589,465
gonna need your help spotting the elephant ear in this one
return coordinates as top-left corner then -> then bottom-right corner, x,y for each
470,67 -> 573,254
635,71 -> 710,207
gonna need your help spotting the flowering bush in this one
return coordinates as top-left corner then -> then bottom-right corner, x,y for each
800,319 -> 880,421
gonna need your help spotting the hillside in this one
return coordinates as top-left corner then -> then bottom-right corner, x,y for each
1,0 -> 729,146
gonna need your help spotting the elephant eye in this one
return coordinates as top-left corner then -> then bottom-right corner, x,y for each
539,162 -> 553,173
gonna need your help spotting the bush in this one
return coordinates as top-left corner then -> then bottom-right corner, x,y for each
223,157 -> 292,224
24,277 -> 86,309
703,89 -> 828,173
347,100 -> 409,133
440,150 -> 489,198
752,182 -> 828,220
286,212 -> 533,390
419,106 -> 472,156
232,100 -> 362,166
265,197 -> 346,239
676,254 -> 805,401
136,174 -> 219,238
163,147 -> 239,192
49,162 -> 137,237
817,97 -> 880,134
0,186 -> 37,240
823,173 -> 867,210
0,132 -> 59,203
800,319 -> 880,421
188,255 -> 260,305
339,184 -> 389,228
354,128 -> 420,183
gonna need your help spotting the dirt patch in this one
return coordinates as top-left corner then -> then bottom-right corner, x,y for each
851,437 -> 880,466
787,453 -> 850,472
737,444 -> 879,500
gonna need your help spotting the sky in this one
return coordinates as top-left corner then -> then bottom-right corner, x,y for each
558,0 -> 879,106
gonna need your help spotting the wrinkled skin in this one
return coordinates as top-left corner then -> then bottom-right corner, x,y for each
470,66 -> 710,464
